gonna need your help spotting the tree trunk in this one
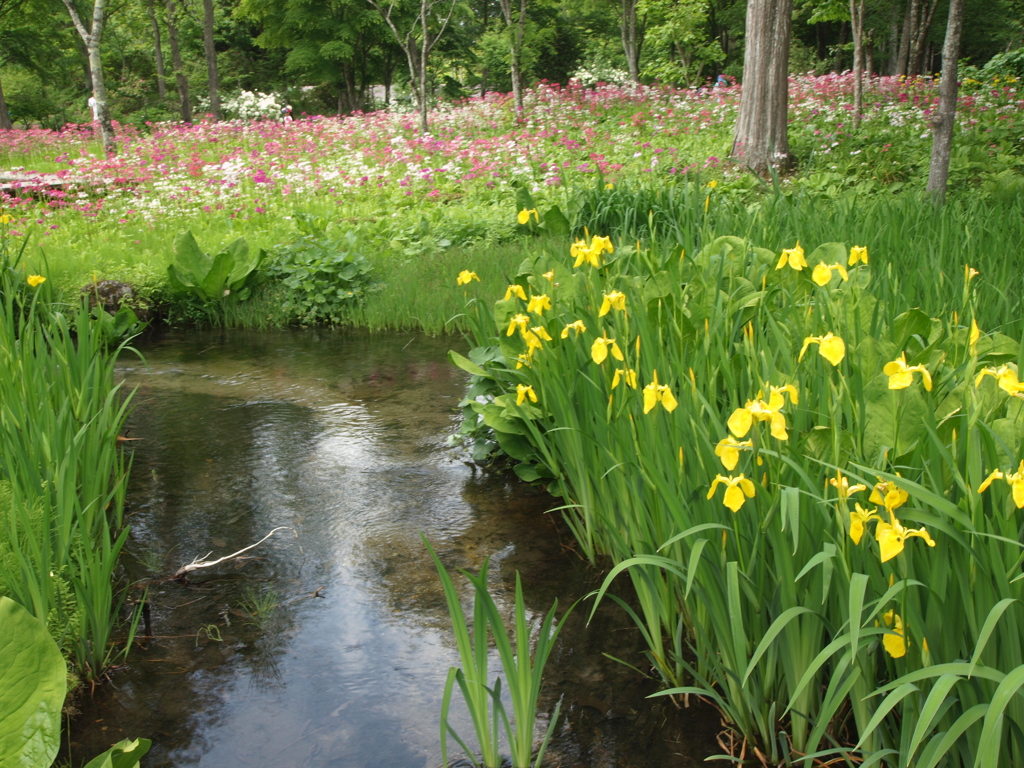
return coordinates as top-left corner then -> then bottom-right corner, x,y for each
850,0 -> 865,129
145,0 -> 166,99
909,0 -> 938,76
621,0 -> 644,82
926,0 -> 964,202
166,0 -> 191,122
865,28 -> 875,77
499,0 -> 527,116
887,13 -> 899,75
62,0 -> 116,157
896,0 -> 917,75
730,0 -> 792,175
202,0 -> 221,119
0,74 -> 12,129
419,2 -> 429,132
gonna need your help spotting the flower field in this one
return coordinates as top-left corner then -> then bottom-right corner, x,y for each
0,73 -> 1020,302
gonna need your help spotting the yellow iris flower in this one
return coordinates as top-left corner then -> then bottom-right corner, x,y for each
526,294 -> 552,315
591,334 -> 624,365
875,509 -> 936,563
542,270 -> 555,281
883,353 -> 932,391
882,610 -> 908,658
965,264 -> 979,282
504,284 -> 527,301
727,385 -> 797,441
598,290 -> 627,317
811,262 -> 849,286
715,435 -> 752,471
978,460 -> 1024,508
517,208 -> 539,225
707,473 -> 756,513
969,319 -> 981,356
799,333 -> 846,366
27,275 -> 46,287
849,503 -> 883,545
642,370 -> 678,414
975,364 -> 1024,397
611,367 -> 638,390
456,270 -> 480,285
506,313 -> 531,337
830,470 -> 867,500
560,320 -> 587,339
516,384 -> 538,405
571,236 -> 614,268
776,242 -> 807,271
515,353 -> 532,369
848,245 -> 869,266
869,478 -> 909,511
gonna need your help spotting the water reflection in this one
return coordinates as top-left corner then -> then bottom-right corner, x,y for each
65,329 -> 720,768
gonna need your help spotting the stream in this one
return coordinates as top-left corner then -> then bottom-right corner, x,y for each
64,328 -> 720,768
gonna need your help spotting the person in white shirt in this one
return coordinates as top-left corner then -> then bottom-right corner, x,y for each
88,95 -> 100,121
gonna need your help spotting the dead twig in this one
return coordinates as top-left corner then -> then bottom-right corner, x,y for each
172,527 -> 294,580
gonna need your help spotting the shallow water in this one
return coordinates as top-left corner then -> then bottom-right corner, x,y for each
65,328 -> 721,768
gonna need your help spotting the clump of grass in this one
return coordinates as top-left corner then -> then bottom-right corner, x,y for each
424,535 -> 569,768
239,585 -> 279,632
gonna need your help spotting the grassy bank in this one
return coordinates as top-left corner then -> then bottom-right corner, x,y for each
0,242 -> 139,684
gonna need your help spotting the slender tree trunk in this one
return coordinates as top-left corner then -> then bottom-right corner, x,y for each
0,74 -> 12,129
909,0 -> 938,76
731,0 -> 792,175
202,0 -> 221,119
887,13 -> 899,74
499,0 -> 527,115
926,0 -> 964,202
145,0 -> 167,99
368,0 -> 457,133
62,0 -> 116,157
165,0 -> 191,122
850,0 -> 865,129
865,29 -> 875,77
897,0 -> 917,75
418,2 -> 428,132
621,0 -> 644,82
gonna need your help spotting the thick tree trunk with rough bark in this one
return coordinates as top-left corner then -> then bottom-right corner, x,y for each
202,0 -> 221,119
62,0 -> 116,157
926,0 -> 964,202
621,0 -> 644,83
166,0 -> 191,122
730,0 -> 792,175
145,0 -> 166,99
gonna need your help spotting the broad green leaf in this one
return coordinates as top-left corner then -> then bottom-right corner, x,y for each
543,206 -> 571,239
449,349 -> 488,377
862,374 -> 929,462
807,242 -> 847,267
172,230 -> 211,280
82,738 -> 152,768
199,251 -> 235,300
0,597 -> 67,768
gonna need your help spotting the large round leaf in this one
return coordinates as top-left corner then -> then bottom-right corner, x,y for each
0,597 -> 67,768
